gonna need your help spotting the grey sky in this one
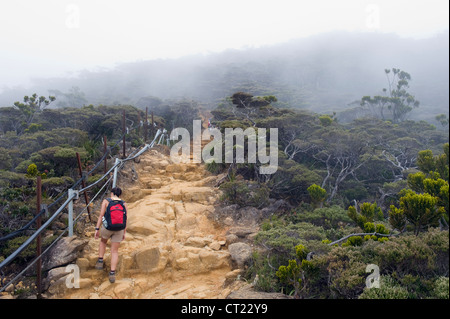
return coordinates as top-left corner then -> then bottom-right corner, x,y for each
0,0 -> 448,90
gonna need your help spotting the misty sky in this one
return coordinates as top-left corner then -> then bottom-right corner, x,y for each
0,0 -> 448,90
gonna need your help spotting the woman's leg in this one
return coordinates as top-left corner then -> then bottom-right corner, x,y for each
109,241 -> 120,283
95,237 -> 108,270
98,238 -> 108,259
110,242 -> 120,272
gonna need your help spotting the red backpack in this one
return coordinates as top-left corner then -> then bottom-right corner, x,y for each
104,198 -> 127,231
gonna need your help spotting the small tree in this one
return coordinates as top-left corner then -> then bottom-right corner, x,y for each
319,115 -> 333,127
416,144 -> 449,182
388,205 -> 405,232
307,184 -> 327,208
406,169 -> 449,225
417,150 -> 436,175
435,114 -> 449,128
347,202 -> 384,230
389,193 -> 444,235
360,68 -> 419,123
276,244 -> 310,298
13,93 -> 55,133
26,163 -> 39,177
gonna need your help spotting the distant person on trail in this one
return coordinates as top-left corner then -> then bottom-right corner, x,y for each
94,187 -> 127,283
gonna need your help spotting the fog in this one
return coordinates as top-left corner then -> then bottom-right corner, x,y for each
0,0 -> 448,121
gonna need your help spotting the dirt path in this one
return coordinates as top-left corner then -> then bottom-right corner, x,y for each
55,140 -> 237,299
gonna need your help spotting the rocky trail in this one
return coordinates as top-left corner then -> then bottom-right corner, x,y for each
47,125 -> 248,299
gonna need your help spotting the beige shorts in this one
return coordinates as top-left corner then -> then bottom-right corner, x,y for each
100,227 -> 125,243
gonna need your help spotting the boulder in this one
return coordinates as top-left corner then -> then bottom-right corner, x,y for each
133,246 -> 160,271
228,243 -> 252,269
227,283 -> 290,299
44,265 -> 92,295
42,236 -> 88,271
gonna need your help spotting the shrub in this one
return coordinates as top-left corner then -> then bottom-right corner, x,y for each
206,160 -> 226,174
246,251 -> 280,293
319,115 -> 333,126
0,235 -> 58,264
391,193 -> 445,235
372,229 -> 449,278
288,205 -> 352,230
261,228 -> 450,299
307,184 -> 327,208
359,275 -> 409,299
0,171 -> 28,188
0,147 -> 13,170
342,236 -> 364,247
431,277 -> 449,299
275,244 -> 315,297
324,246 -> 367,298
348,202 -> 384,230
219,180 -> 269,208
26,163 -> 38,177
41,176 -> 74,197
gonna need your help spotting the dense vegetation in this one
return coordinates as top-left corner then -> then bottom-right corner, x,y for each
210,89 -> 448,299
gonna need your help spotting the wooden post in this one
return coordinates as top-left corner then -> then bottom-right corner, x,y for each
122,110 -> 126,158
36,176 -> 42,298
103,135 -> 108,174
151,111 -> 154,140
137,111 -> 141,136
144,107 -> 148,143
76,152 -> 91,222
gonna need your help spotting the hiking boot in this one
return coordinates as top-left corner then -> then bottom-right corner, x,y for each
95,258 -> 104,270
109,271 -> 116,283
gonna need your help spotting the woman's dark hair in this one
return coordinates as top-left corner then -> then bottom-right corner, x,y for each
111,187 -> 122,197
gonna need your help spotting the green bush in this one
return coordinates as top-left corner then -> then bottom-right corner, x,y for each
255,220 -> 331,266
319,115 -> 333,126
288,205 -> 353,230
0,171 -> 28,188
206,160 -> 226,174
322,246 -> 367,298
0,235 -> 58,264
342,236 -> 364,247
246,251 -> 280,293
41,176 -> 74,197
348,202 -> 384,230
26,163 -> 38,177
0,147 -> 13,170
359,276 -> 409,299
431,276 -> 449,299
15,160 -> 33,174
253,226 -> 448,299
371,229 -> 449,279
390,192 -> 444,235
307,184 -> 327,208
219,180 -> 269,208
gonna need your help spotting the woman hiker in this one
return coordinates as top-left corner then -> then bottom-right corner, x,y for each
94,187 -> 127,283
